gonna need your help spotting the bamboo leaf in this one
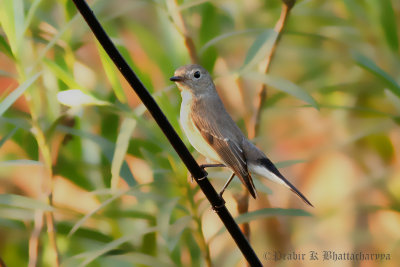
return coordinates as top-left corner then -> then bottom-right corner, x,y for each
0,34 -> 14,58
0,194 -> 53,211
241,29 -> 277,71
317,103 -> 395,117
96,41 -> 127,103
236,208 -> 312,224
0,69 -> 16,78
0,207 -> 35,221
57,222 -> 113,243
43,58 -> 85,91
0,73 -> 41,117
125,22 -> 171,85
210,207 -> 311,240
253,180 -> 273,195
179,0 -> 210,10
166,0 -> 185,34
200,29 -> 260,55
244,72 -> 319,109
72,227 -> 158,267
158,197 -> 180,242
57,126 -> 136,186
35,14 -> 80,68
0,127 -> 18,148
0,160 -> 43,167
166,215 -> 192,251
353,52 -> 400,97
57,89 -> 110,107
109,252 -> 175,267
0,0 -> 24,56
378,0 -> 399,51
69,189 -> 130,236
275,159 -> 307,168
23,0 -> 42,37
117,43 -> 155,93
111,117 -> 137,190
385,89 -> 400,114
198,2 -> 221,70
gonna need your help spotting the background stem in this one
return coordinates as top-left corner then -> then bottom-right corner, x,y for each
236,0 -> 296,254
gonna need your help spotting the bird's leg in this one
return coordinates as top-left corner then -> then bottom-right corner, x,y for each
219,172 -> 236,198
194,163 -> 226,181
199,163 -> 225,169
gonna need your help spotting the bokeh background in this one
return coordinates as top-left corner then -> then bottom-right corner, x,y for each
1,0 -> 400,266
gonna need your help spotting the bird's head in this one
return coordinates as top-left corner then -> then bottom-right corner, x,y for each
170,64 -> 214,96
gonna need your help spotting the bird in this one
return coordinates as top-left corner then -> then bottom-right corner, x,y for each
170,64 -> 313,207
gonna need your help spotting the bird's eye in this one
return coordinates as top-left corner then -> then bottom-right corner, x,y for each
193,71 -> 201,79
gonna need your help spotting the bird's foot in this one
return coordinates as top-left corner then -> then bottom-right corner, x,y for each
218,189 -> 225,199
192,169 -> 208,182
192,163 -> 224,182
199,163 -> 225,169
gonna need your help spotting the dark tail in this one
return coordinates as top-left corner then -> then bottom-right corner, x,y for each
236,172 -> 258,199
258,158 -> 313,207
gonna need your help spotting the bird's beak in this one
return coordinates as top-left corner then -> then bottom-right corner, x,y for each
170,76 -> 184,82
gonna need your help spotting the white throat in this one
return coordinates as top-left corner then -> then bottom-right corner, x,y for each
181,90 -> 193,104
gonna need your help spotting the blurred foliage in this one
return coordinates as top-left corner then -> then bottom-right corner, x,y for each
0,0 -> 400,266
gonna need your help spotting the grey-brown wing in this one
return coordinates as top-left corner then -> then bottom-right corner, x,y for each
190,99 -> 257,197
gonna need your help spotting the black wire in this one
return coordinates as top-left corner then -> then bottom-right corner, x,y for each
71,1 -> 262,266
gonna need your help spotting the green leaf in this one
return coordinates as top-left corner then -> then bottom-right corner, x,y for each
166,216 -> 192,251
156,91 -> 180,131
35,15 -> 80,68
385,89 -> 400,114
179,0 -> 210,10
117,43 -> 155,93
0,207 -> 35,221
158,198 -> 180,242
0,69 -> 16,78
104,209 -> 155,221
69,189 -> 130,236
378,0 -> 399,51
57,222 -> 113,243
72,227 -> 158,267
0,160 -> 43,167
126,22 -> 171,85
200,29 -> 260,55
244,72 -> 319,109
0,127 -> 18,148
64,0 -> 78,20
23,0 -> 42,38
199,2 -> 220,70
96,41 -> 127,103
253,180 -> 273,195
0,73 -> 41,117
0,34 -> 14,58
317,104 -> 395,117
57,125 -> 136,186
236,208 -> 311,224
353,52 -> 400,97
275,159 -> 307,168
361,134 -> 394,163
166,0 -> 185,35
210,207 -> 312,241
108,252 -> 175,267
0,217 -> 26,229
241,29 -> 277,71
0,194 -> 53,211
43,58 -> 84,91
57,89 -> 110,107
111,117 -> 137,190
0,0 -> 24,56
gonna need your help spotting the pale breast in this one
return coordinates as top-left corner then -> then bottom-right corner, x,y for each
180,91 -> 222,163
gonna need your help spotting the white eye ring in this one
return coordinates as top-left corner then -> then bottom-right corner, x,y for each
193,71 -> 201,79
